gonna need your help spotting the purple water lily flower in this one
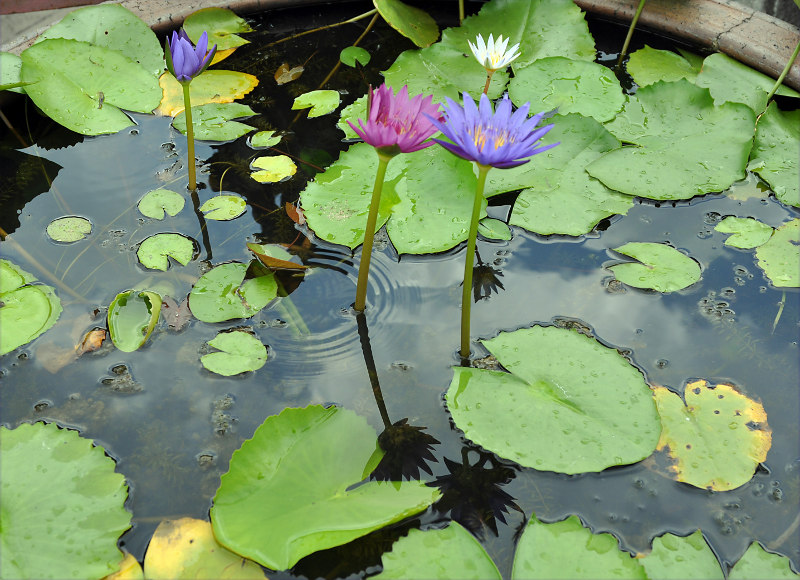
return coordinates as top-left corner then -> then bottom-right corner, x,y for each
428,92 -> 557,169
348,84 -> 442,158
165,29 -> 216,83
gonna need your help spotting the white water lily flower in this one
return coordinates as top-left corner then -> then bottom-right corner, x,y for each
468,33 -> 521,72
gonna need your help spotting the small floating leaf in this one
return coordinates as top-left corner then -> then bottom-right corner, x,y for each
143,517 -> 265,579
446,325 -> 662,474
477,217 -> 512,241
201,330 -> 267,376
642,530 -> 723,579
609,242 -> 701,292
211,405 -> 440,570
183,7 -> 253,51
199,195 -> 246,221
374,0 -> 439,48
291,90 -> 340,118
138,189 -> 185,220
714,216 -> 773,249
249,130 -> 281,148
274,63 -> 304,85
653,380 -> 772,491
46,216 -> 91,242
0,423 -> 131,580
107,290 -> 162,352
755,219 -> 800,287
156,70 -> 259,117
511,515 -> 646,579
375,522 -> 501,579
136,233 -> 195,271
173,102 -> 256,141
250,155 -> 297,183
340,46 -> 371,67
188,262 -> 277,323
247,243 -> 308,270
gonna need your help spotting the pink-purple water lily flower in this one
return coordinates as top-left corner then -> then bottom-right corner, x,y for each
348,84 -> 442,158
428,92 -> 557,169
165,30 -> 216,83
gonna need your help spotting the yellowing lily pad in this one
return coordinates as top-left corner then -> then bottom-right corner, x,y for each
714,216 -> 773,249
653,380 -> 772,491
143,517 -> 265,579
291,90 -> 340,118
156,70 -> 258,117
137,189 -> 185,220
199,195 -> 246,220
609,242 -> 701,292
250,155 -> 297,183
46,216 -> 92,242
201,330 -> 268,376
755,219 -> 800,288
106,552 -> 143,580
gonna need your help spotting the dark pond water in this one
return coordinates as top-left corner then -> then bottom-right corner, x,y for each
1,2 -> 798,578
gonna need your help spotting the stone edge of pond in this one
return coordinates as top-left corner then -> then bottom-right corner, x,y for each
1,0 -> 799,91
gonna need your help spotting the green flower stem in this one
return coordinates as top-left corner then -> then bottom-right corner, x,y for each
460,164 -> 490,358
354,153 -> 392,312
766,38 -> 800,103
182,82 -> 197,191
617,0 -> 647,67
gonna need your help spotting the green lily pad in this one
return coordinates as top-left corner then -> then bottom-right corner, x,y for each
755,218 -> 800,287
249,130 -> 281,148
0,52 -> 25,94
136,233 -> 195,271
340,46 -> 371,67
45,216 -> 92,242
199,195 -> 247,221
511,515 -> 646,579
626,45 -> 699,87
173,102 -> 256,141
0,422 -> 130,580
138,188 -> 185,219
37,3 -> 164,77
188,262 -> 277,323
484,113 -> 632,236
446,325 -> 661,474
21,38 -> 162,135
374,522 -> 501,579
338,94 -> 368,139
183,7 -> 253,51
250,155 -> 297,183
750,102 -> 799,208
291,90 -> 341,118
107,289 -> 162,352
478,217 -> 512,241
201,330 -> 267,376
586,80 -> 755,200
695,52 -> 800,114
210,405 -> 441,571
609,242 -> 701,292
714,217 -> 773,249
443,0 -> 596,69
642,531 -> 723,579
653,380 -> 772,491
374,0 -> 439,48
0,260 -> 62,355
509,57 -> 625,122
729,542 -> 800,579
300,142 -> 478,254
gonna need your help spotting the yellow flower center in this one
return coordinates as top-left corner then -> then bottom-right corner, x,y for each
470,126 -> 513,151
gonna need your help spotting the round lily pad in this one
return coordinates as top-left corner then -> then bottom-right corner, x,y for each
609,242 -> 701,292
136,233 -> 195,271
201,330 -> 267,376
446,325 -> 662,474
250,155 -> 297,183
755,218 -> 799,287
0,422 -> 130,579
46,216 -> 92,242
340,46 -> 371,68
188,262 -> 277,323
249,130 -> 281,148
199,195 -> 247,221
138,189 -> 185,219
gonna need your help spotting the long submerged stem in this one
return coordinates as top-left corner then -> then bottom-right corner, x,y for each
460,165 -> 490,359
354,153 -> 391,312
766,38 -> 800,103
617,0 -> 647,67
182,83 -> 197,191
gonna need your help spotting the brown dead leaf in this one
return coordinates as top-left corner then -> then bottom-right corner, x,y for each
162,295 -> 192,332
76,328 -> 106,355
274,63 -> 304,85
247,242 -> 308,271
285,201 -> 306,225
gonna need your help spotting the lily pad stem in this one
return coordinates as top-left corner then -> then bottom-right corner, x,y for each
483,70 -> 494,95
766,39 -> 800,103
182,82 -> 197,191
461,164 -> 490,358
617,0 -> 647,67
354,153 -> 391,312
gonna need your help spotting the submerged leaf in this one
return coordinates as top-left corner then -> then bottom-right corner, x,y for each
653,380 -> 772,491
274,63 -> 304,84
211,405 -> 440,570
609,242 -> 701,292
247,243 -> 308,270
201,330 -> 267,376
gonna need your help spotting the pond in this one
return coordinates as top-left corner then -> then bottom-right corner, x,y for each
1,0 -> 798,578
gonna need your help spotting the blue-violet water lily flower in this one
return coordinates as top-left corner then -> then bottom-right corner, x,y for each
427,92 -> 557,169
468,34 -> 521,72
165,30 -> 216,83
